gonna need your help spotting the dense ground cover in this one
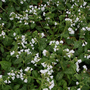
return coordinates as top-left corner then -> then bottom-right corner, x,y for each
0,0 -> 90,90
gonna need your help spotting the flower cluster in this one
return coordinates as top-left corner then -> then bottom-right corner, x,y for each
0,31 -> 5,38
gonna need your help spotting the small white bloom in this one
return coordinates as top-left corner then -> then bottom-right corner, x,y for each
83,65 -> 87,70
43,12 -> 45,16
24,79 -> 27,83
41,7 -> 45,11
11,73 -> 15,76
60,40 -> 63,44
10,18 -> 14,20
82,43 -> 85,46
41,33 -> 45,38
4,80 -> 7,83
83,2 -> 87,6
21,77 -> 24,80
65,18 -> 72,22
76,62 -> 80,72
78,59 -> 82,63
49,80 -> 54,90
40,69 -> 48,74
77,88 -> 81,90
0,75 -> 2,79
69,50 -> 74,53
16,74 -> 20,78
13,33 -> 16,36
11,76 -> 15,80
20,1 -> 23,4
2,31 -> 5,36
8,80 -> 11,84
25,67 -> 30,71
82,27 -> 86,31
43,88 -> 48,90
68,87 -> 70,90
54,22 -> 57,25
76,81 -> 79,85
68,27 -> 74,34
56,41 -> 59,45
10,51 -> 15,56
1,0 -> 5,2
42,50 -> 47,56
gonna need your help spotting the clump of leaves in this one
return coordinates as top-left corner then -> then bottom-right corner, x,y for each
0,0 -> 90,90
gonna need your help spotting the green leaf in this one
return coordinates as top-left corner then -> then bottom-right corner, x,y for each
14,85 -> 20,90
0,1 -> 2,7
0,61 -> 11,70
56,72 -> 64,81
0,46 -> 4,53
58,80 -> 67,89
32,70 -> 38,78
2,85 -> 11,90
74,41 -> 81,48
31,23 -> 36,29
64,68 -> 75,74
13,58 -> 23,64
27,76 -> 32,83
70,87 -> 77,90
74,73 -> 81,80
44,26 -> 50,29
19,85 -> 26,90
15,6 -> 20,11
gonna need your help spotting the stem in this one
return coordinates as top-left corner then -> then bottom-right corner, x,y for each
0,6 -> 6,12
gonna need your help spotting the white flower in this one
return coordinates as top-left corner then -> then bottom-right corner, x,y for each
16,74 -> 20,78
41,7 -> 45,11
82,27 -> 86,31
40,69 -> 48,74
83,65 -> 87,70
68,87 -> 70,90
24,79 -> 27,83
68,27 -> 74,34
76,62 -> 80,72
43,12 -> 45,16
56,41 -> 59,45
24,67 -> 30,71
41,33 -> 45,38
77,88 -> 81,90
83,2 -> 87,6
82,43 -> 85,46
11,73 -> 15,76
20,1 -> 23,4
2,31 -> 5,36
43,88 -> 48,90
11,76 -> 15,80
4,80 -> 8,83
54,22 -> 57,25
78,59 -> 82,63
1,0 -> 5,2
10,18 -> 14,20
13,33 -> 16,36
69,50 -> 74,53
64,48 -> 69,52
87,55 -> 90,59
0,75 -> 2,79
42,50 -> 47,56
76,82 -> 79,85
8,80 -> 11,84
60,40 -> 63,44
65,18 -> 72,22
49,80 -> 54,90
10,51 -> 15,56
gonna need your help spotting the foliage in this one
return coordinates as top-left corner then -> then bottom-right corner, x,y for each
0,0 -> 90,90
